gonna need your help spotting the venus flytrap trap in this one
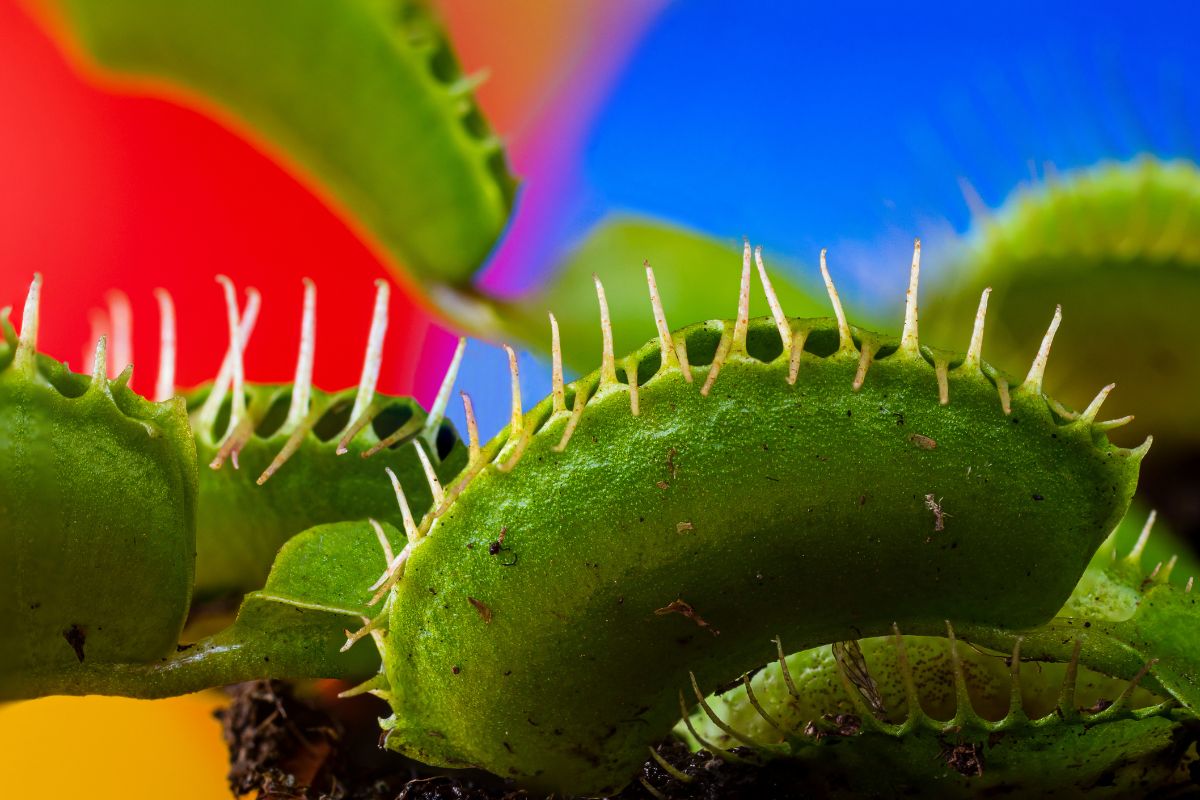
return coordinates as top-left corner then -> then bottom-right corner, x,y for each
352,242 -> 1146,793
177,277 -> 468,598
0,275 -> 197,691
677,511 -> 1200,797
931,157 -> 1200,453
88,272 -> 470,600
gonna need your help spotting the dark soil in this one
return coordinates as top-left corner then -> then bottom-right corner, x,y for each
216,681 -> 810,800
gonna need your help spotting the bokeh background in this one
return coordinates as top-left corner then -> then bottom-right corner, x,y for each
2,1 -> 1198,796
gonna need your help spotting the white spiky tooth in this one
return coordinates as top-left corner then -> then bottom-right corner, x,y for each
198,286 -> 261,432
350,280 -> 390,425
626,356 -> 640,417
337,406 -> 380,456
366,544 -> 414,602
287,278 -> 317,430
689,671 -> 761,748
1127,509 -> 1156,563
731,239 -> 752,351
368,518 -> 394,565
257,423 -> 310,485
645,264 -> 693,383
1095,415 -> 1135,432
554,387 -> 587,452
1080,383 -> 1116,423
753,246 -> 791,361
460,391 -> 481,463
1161,555 -> 1178,582
340,615 -> 384,652
385,466 -> 420,544
15,273 -> 43,371
1187,576 -> 1194,593
1129,434 -> 1153,459
215,276 -> 249,433
594,274 -> 617,384
852,344 -> 873,391
964,288 -> 991,369
1022,305 -> 1062,392
90,336 -> 109,385
645,263 -> 676,365
699,330 -> 731,397
153,289 -> 177,402
819,249 -> 853,353
899,238 -> 921,355
425,337 -> 467,440
1094,526 -> 1120,562
413,440 -> 445,509
105,289 -> 133,385
86,308 -> 110,379
549,314 -> 566,414
503,344 -> 523,441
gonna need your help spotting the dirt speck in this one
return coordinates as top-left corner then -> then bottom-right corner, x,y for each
908,433 -> 937,450
63,624 -> 86,662
924,494 -> 949,532
468,597 -> 494,624
654,599 -> 719,636
940,740 -> 984,777
803,713 -> 862,741
676,521 -> 695,534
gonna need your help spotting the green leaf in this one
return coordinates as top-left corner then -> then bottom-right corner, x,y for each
56,0 -> 516,285
498,215 -> 831,371
4,520 -> 393,699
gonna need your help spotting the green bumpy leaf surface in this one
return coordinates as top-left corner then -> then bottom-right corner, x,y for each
929,157 -> 1200,452
0,315 -> 197,692
57,0 -> 516,284
188,382 -> 468,599
378,310 -> 1144,794
496,215 -> 830,371
4,519 -> 395,699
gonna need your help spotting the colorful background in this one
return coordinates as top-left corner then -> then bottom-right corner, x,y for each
2,1 -> 1199,796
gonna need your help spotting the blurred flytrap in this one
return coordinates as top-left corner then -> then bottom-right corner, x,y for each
52,0 -> 825,369
930,158 -> 1200,453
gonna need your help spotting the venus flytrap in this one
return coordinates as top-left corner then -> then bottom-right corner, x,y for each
679,511 -> 1200,797
178,278 -> 469,598
0,244 -> 1152,796
361,242 -> 1145,793
0,275 -> 197,689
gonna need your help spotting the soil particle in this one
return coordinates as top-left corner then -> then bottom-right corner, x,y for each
216,680 -> 341,798
939,740 -> 985,777
218,682 -> 820,800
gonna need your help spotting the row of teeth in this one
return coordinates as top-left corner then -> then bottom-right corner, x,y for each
666,622 -> 1167,786
654,507 -> 1192,798
337,243 -> 1153,647
5,241 -> 1151,613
